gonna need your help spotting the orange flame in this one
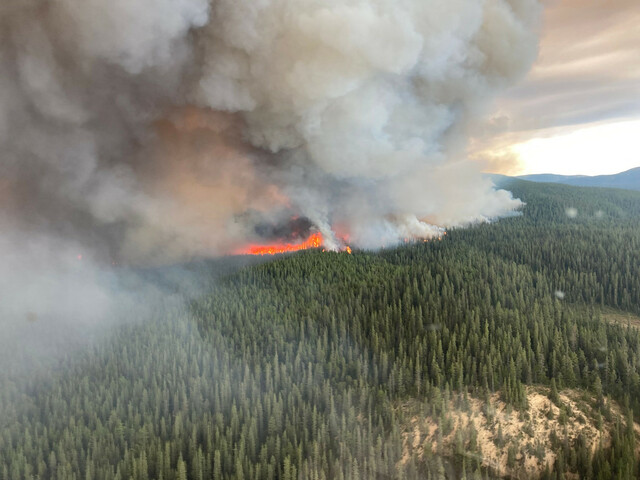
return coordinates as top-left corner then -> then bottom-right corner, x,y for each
236,232 -> 324,256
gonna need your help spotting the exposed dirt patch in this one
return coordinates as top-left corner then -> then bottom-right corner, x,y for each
399,387 -> 637,479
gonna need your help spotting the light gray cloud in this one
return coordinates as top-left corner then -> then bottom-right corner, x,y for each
494,0 -> 640,133
472,0 -> 640,174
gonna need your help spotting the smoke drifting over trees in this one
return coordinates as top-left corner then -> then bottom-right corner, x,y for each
0,0 -> 541,263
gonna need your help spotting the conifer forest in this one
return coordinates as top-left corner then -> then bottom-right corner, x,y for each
2,179 -> 640,479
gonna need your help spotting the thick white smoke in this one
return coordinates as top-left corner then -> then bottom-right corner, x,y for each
197,0 -> 540,247
0,0 -> 541,263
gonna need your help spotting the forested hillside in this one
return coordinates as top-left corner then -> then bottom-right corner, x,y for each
1,180 -> 640,479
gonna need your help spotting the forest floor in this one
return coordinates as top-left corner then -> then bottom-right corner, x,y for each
400,387 -> 639,479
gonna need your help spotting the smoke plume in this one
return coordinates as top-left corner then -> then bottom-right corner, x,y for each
0,0 -> 541,264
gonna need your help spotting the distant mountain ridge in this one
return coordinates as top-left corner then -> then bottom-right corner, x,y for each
517,167 -> 640,191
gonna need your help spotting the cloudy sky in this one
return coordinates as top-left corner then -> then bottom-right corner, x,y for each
476,0 -> 640,176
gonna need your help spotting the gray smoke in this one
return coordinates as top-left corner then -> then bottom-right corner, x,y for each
0,0 -> 541,264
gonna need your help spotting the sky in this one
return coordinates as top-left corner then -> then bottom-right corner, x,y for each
475,0 -> 640,176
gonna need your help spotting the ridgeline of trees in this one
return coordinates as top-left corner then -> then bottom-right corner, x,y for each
1,180 -> 640,479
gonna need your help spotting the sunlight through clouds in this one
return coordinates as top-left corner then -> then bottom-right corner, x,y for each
510,119 -> 640,175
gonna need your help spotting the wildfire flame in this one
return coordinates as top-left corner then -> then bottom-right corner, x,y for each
236,232 -> 324,256
234,230 -> 355,256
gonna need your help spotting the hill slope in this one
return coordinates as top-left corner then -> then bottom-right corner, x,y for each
518,167 -> 640,191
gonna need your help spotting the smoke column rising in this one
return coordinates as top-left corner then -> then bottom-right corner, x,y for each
0,0 -> 541,264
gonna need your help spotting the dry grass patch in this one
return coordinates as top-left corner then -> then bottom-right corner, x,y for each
600,307 -> 640,329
